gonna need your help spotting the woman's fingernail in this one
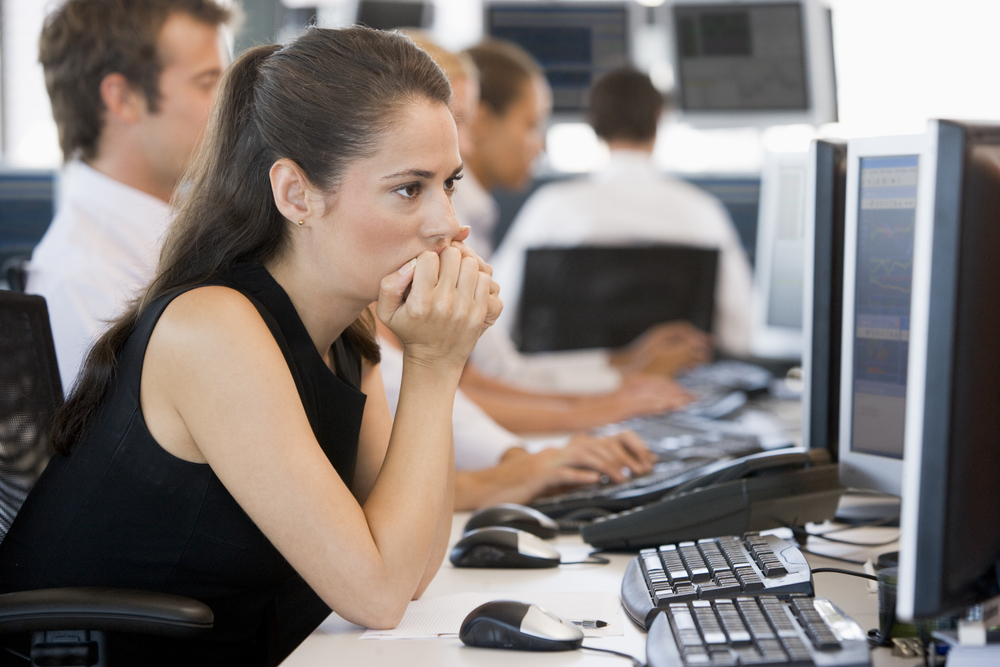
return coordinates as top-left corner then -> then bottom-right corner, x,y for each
399,258 -> 417,274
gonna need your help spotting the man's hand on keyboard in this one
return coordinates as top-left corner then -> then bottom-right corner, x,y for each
455,431 -> 657,510
604,375 -> 693,423
608,321 -> 713,377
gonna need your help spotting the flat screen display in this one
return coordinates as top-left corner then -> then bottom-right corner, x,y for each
849,155 -> 919,459
487,4 -> 629,112
673,2 -> 808,111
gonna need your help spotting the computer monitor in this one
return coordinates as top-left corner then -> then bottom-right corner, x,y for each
749,149 -> 809,360
514,244 -> 718,353
837,132 -> 928,498
356,1 -> 433,31
0,170 -> 57,283
801,139 -> 846,459
484,2 -> 638,116
663,0 -> 837,128
897,121 -> 1000,621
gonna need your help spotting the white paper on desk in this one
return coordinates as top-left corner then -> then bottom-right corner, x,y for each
360,592 -> 622,640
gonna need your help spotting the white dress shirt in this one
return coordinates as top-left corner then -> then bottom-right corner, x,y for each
377,337 -> 522,470
489,150 -> 753,356
451,169 -> 499,260
26,161 -> 172,390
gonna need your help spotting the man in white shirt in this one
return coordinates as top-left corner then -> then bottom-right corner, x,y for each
27,0 -> 231,389
490,68 -> 753,358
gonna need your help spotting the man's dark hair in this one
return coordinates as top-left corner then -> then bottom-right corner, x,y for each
39,0 -> 232,162
465,38 -> 541,116
588,68 -> 665,143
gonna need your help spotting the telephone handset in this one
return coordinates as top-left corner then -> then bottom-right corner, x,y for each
580,447 -> 842,550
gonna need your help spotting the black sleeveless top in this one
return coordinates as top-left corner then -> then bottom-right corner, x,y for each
0,264 -> 368,665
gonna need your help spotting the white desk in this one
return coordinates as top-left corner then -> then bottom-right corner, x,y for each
283,511 -> 921,666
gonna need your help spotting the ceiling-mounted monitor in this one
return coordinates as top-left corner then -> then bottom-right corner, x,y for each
484,2 -> 642,118
356,1 -> 434,31
663,0 -> 837,128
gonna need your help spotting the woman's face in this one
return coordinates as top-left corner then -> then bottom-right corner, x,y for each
472,74 -> 551,191
315,100 -> 464,302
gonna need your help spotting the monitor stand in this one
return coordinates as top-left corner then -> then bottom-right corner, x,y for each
834,490 -> 901,527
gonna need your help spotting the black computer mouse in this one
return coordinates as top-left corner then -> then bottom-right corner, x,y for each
464,503 -> 560,539
459,600 -> 584,651
450,527 -> 561,568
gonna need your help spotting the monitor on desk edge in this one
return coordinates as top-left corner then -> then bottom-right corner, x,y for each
801,139 -> 846,461
836,132 -> 926,499
896,120 -> 1000,621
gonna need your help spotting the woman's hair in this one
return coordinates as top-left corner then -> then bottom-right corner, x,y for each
50,27 -> 452,454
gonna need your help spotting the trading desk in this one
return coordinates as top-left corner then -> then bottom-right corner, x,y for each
282,511 -> 919,666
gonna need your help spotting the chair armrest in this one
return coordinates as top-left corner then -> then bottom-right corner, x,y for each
0,587 -> 213,637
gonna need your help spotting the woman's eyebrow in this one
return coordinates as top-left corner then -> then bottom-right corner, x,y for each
381,164 -> 464,181
381,168 -> 434,181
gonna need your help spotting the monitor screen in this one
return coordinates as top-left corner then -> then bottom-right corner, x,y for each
849,155 -> 918,460
674,2 -> 807,112
898,121 -> 1000,620
514,244 -> 718,353
665,0 -> 837,128
486,2 -> 631,113
749,150 -> 808,360
356,1 -> 432,31
837,133 -> 926,497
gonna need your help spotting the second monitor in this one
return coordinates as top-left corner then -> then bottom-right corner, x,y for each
514,244 -> 718,353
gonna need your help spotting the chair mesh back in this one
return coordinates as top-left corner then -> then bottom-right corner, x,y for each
0,292 -> 63,542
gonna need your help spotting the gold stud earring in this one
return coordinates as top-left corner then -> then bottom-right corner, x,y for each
297,220 -> 305,226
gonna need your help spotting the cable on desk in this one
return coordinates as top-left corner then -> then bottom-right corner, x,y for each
2,646 -> 29,662
793,525 -> 899,547
561,552 -> 611,565
799,547 -> 867,566
824,514 -> 902,532
811,567 -> 878,582
582,645 -> 645,666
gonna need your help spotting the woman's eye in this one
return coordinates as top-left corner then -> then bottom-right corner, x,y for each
445,173 -> 463,192
395,184 -> 420,198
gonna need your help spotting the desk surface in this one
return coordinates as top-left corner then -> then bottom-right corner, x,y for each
283,511 -> 920,667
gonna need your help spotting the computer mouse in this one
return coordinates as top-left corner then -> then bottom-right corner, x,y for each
464,503 -> 560,539
450,527 -> 561,568
459,600 -> 584,651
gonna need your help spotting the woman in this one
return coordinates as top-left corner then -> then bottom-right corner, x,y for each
0,27 -> 499,664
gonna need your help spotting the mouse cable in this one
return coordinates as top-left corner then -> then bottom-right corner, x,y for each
2,646 -> 29,663
811,567 -> 878,582
792,525 -> 899,547
799,547 -> 867,566
825,514 -> 902,532
561,552 -> 611,565
582,645 -> 645,667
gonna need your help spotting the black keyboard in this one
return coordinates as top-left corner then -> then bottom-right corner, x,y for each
622,533 -> 813,629
646,596 -> 870,667
530,431 -> 768,524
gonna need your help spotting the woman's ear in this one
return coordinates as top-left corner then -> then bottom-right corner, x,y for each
269,158 -> 316,224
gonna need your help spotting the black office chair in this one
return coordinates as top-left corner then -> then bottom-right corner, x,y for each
0,291 -> 212,667
514,244 -> 720,353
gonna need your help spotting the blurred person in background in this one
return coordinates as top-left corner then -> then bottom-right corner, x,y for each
27,0 -> 232,389
490,68 -> 753,357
